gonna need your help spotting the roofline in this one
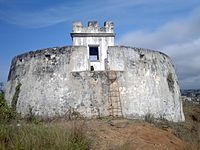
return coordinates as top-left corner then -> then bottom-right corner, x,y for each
71,33 -> 115,37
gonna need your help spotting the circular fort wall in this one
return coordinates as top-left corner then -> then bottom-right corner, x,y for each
107,46 -> 184,122
5,46 -> 185,122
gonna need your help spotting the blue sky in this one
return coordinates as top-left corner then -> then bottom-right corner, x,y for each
0,0 -> 200,89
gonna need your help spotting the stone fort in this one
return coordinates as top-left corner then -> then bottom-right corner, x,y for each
5,21 -> 185,122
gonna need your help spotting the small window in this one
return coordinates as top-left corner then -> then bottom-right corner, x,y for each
91,66 -> 94,71
89,46 -> 99,61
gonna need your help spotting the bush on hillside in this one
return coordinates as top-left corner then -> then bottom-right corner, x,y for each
0,92 -> 15,121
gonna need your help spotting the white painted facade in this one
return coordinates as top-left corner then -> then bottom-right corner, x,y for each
71,21 -> 115,71
5,21 -> 185,122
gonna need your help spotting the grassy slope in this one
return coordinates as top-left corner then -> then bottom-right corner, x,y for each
1,90 -> 200,149
0,92 -> 90,150
0,121 -> 89,150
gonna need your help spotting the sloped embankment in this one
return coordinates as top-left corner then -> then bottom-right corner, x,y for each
86,119 -> 187,150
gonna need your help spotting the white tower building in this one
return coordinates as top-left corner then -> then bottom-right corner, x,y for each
71,21 -> 115,71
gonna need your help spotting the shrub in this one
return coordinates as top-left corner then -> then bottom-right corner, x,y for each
144,113 -> 155,123
0,92 -> 15,121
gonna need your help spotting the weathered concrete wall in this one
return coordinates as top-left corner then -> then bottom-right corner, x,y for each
107,46 -> 185,122
5,46 -> 184,122
5,46 -> 106,117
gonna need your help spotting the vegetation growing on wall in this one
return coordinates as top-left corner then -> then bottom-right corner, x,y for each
11,82 -> 22,111
167,72 -> 175,93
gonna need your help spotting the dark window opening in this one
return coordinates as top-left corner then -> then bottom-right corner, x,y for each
45,54 -> 51,60
89,46 -> 99,61
140,53 -> 145,59
91,66 -> 94,71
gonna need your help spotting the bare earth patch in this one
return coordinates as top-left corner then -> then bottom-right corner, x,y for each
83,119 -> 188,150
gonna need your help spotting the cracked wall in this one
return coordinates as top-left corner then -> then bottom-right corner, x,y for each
5,45 -> 185,122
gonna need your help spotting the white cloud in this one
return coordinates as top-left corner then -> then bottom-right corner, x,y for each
118,7 -> 200,49
164,38 -> 200,89
0,0 -> 154,28
117,7 -> 200,89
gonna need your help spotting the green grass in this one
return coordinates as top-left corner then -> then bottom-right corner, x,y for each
0,92 -> 90,150
0,121 -> 90,150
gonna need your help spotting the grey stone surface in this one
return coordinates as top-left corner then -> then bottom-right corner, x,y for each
5,45 -> 185,122
107,46 -> 184,122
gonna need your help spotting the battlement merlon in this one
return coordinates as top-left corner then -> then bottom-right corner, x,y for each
71,21 -> 115,37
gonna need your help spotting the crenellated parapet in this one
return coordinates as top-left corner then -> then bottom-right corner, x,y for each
71,21 -> 115,37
